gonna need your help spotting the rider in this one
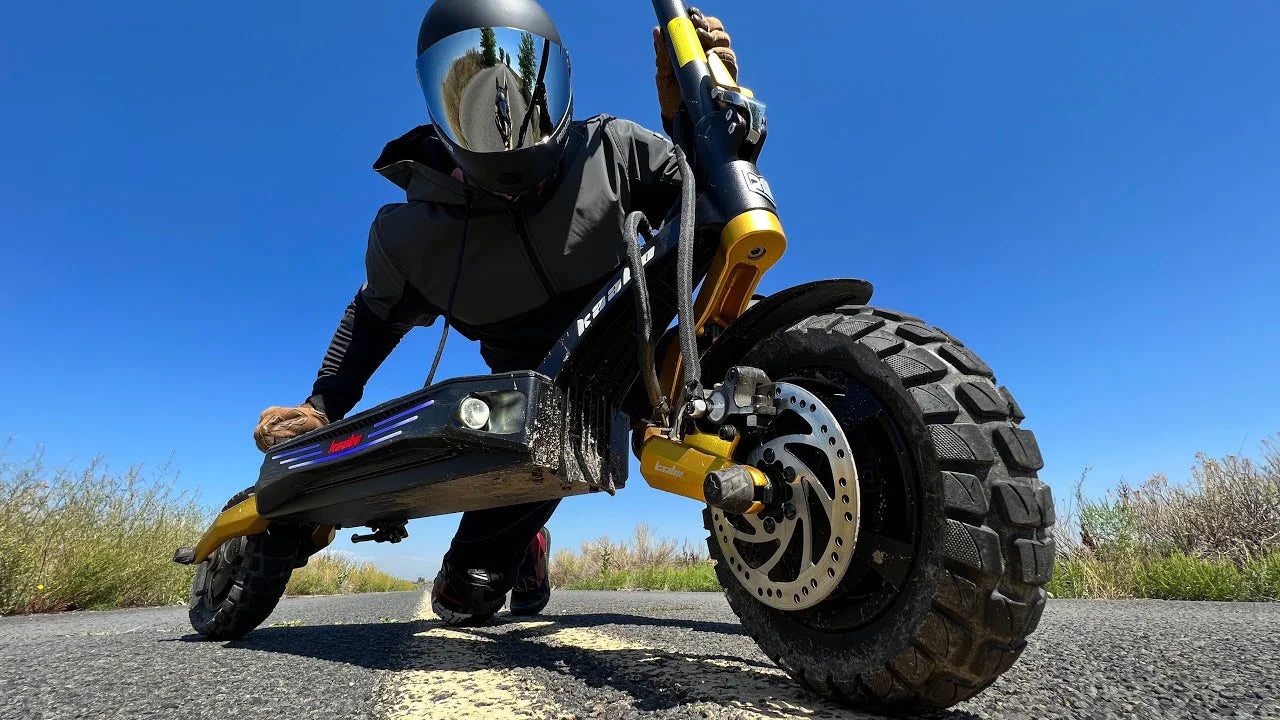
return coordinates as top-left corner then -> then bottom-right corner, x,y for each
252,0 -> 736,626
494,77 -> 512,149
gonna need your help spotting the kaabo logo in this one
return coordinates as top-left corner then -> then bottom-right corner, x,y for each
328,434 -> 362,454
576,245 -> 656,337
653,460 -> 685,478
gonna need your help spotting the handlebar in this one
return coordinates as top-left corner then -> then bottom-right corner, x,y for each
651,0 -> 717,124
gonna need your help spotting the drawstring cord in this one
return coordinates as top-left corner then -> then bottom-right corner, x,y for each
425,190 -> 472,388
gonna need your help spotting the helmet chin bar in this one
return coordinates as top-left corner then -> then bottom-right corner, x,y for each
437,103 -> 574,198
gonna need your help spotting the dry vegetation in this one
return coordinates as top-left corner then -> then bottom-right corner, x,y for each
9,434 -> 1279,611
0,446 -> 413,615
1050,437 -> 1280,601
441,50 -> 485,143
287,552 -> 417,596
551,523 -> 719,592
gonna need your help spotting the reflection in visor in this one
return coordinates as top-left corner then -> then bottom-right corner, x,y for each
416,27 -> 572,154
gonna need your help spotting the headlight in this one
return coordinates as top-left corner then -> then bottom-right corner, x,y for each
457,397 -> 491,430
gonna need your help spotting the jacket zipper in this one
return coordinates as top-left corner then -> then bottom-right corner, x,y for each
510,207 -> 558,301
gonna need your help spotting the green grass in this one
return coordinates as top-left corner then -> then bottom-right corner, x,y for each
287,553 -> 418,595
1048,551 -> 1280,602
551,524 -> 721,592
563,564 -> 720,592
0,447 -> 415,615
0,451 -> 205,614
1051,437 -> 1280,601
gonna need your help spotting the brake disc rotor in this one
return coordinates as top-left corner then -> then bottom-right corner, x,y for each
709,382 -> 860,611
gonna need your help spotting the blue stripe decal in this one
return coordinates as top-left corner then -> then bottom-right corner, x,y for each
271,443 -> 322,461
373,400 -> 434,429
278,449 -> 325,465
368,415 -> 418,439
287,430 -> 403,470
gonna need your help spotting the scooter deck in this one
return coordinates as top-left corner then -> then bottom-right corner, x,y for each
254,371 -> 607,528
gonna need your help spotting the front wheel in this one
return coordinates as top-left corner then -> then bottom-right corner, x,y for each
706,305 -> 1053,711
188,488 -> 300,640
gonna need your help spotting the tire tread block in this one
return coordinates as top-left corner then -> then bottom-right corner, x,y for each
889,645 -> 935,686
943,471 -> 989,516
930,424 -> 996,466
944,520 -> 1005,576
986,588 -> 1047,638
992,481 -> 1053,528
934,571 -> 981,617
885,347 -> 950,386
916,610 -> 973,665
938,344 -> 995,378
1013,537 -> 1056,585
973,641 -> 1025,679
857,330 -> 907,358
999,386 -> 1026,421
911,385 -> 960,421
957,382 -> 1009,419
995,427 -> 1046,472
920,675 -> 980,708
896,322 -> 946,344
871,308 -> 924,323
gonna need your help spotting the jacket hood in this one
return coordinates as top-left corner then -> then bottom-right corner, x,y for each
373,125 -> 504,209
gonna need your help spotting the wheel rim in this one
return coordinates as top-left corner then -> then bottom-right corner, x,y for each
711,381 -> 860,611
202,537 -> 244,608
714,367 -> 923,631
784,367 -> 922,632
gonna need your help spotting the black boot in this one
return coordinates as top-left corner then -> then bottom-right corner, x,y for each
430,559 -> 507,626
509,527 -> 551,616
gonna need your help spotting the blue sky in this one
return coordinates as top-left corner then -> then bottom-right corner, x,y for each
3,1 -> 1278,580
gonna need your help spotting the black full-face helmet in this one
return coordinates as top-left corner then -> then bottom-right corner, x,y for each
416,0 -> 574,196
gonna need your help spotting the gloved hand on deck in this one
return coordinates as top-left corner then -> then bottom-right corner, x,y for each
253,403 -> 329,452
653,7 -> 739,128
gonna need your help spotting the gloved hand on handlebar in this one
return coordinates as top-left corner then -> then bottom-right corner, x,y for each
653,7 -> 738,129
253,403 -> 329,452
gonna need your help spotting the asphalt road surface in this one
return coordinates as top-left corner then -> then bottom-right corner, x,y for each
3,591 -> 1278,719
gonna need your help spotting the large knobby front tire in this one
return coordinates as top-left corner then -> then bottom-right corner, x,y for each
188,487 -> 300,641
706,305 -> 1054,711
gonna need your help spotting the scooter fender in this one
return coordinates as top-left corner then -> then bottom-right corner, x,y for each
172,496 -> 270,566
700,278 -> 874,377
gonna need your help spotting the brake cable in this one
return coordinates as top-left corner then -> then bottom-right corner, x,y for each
624,146 -> 701,431
622,211 -> 668,423
672,147 -> 701,400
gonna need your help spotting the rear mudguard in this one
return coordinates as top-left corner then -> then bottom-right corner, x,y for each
702,278 -> 874,378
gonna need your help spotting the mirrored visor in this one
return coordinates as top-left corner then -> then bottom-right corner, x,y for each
416,27 -> 572,154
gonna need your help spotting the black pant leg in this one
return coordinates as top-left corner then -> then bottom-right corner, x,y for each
445,499 -> 560,581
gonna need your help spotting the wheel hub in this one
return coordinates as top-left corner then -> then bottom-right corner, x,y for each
710,382 -> 859,610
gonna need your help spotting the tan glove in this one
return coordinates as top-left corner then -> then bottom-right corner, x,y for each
254,403 -> 329,452
653,7 -> 739,126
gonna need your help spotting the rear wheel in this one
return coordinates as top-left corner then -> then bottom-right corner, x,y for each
188,488 -> 301,640
705,305 -> 1053,710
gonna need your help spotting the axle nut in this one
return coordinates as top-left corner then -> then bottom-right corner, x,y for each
704,466 -> 758,515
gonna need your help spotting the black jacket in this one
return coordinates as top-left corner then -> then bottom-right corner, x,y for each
308,115 -> 681,420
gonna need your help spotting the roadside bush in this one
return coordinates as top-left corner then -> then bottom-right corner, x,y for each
287,553 -> 417,595
0,445 -> 416,615
0,448 -> 204,614
551,523 -> 717,591
1051,436 -> 1280,601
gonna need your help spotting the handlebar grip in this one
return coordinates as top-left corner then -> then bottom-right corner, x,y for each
652,0 -> 715,122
